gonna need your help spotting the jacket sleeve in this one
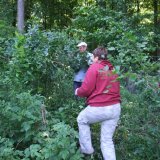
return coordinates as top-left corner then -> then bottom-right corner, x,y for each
77,64 -> 97,97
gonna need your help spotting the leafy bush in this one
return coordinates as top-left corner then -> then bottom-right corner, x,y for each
115,84 -> 160,160
22,122 -> 83,160
0,91 -> 44,145
0,137 -> 22,160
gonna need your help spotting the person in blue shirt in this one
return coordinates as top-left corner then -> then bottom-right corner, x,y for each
72,42 -> 93,93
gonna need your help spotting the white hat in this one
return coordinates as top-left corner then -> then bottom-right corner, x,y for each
77,42 -> 87,47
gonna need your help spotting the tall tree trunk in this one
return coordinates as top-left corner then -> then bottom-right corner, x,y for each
17,0 -> 24,33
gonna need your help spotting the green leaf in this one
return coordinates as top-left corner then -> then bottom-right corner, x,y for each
108,47 -> 115,51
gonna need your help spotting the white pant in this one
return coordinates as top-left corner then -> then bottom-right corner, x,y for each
77,103 -> 121,160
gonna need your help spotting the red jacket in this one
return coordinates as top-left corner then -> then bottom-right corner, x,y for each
77,60 -> 121,107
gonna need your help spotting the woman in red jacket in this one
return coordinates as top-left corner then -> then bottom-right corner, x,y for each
75,47 -> 121,160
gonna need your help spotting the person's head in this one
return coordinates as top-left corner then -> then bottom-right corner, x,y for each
77,42 -> 87,53
92,47 -> 108,63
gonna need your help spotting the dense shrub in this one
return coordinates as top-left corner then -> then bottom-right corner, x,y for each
0,5 -> 159,159
116,84 -> 160,160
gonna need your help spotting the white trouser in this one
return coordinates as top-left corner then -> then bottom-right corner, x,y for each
77,103 -> 121,160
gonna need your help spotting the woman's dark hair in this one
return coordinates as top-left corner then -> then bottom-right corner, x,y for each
92,47 -> 108,60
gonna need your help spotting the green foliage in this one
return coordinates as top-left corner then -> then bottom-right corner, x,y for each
54,99 -> 85,128
22,122 -> 83,160
0,137 -> 22,160
115,85 -> 160,160
26,0 -> 79,29
0,2 -> 159,159
0,0 -> 16,26
0,20 -> 15,70
69,5 -> 158,72
0,20 -> 15,38
0,91 -> 44,142
69,51 -> 89,72
2,27 -> 75,107
0,25 -> 83,159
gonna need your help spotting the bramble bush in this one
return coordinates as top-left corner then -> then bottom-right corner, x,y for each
0,24 -> 83,159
